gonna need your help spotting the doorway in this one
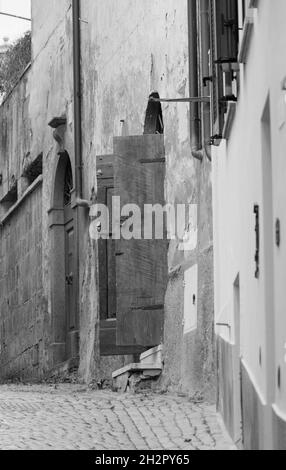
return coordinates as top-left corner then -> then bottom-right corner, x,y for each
63,160 -> 77,359
49,151 -> 79,365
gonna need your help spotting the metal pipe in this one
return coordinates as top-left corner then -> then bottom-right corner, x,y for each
72,0 -> 83,340
199,0 -> 212,161
188,0 -> 202,160
72,0 -> 83,198
149,96 -> 210,103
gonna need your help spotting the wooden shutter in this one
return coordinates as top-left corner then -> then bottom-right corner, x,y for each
114,135 -> 168,348
210,0 -> 239,139
97,155 -> 149,357
215,0 -> 239,64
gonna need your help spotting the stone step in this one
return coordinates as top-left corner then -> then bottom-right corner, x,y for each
139,345 -> 163,366
112,345 -> 163,393
112,363 -> 162,379
112,363 -> 162,393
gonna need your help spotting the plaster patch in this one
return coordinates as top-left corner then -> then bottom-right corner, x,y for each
179,204 -> 197,252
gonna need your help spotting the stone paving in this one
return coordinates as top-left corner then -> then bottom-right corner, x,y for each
0,384 -> 234,450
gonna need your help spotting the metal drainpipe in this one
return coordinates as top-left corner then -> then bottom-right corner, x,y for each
200,0 -> 212,161
72,0 -> 83,340
188,0 -> 203,161
72,0 -> 83,199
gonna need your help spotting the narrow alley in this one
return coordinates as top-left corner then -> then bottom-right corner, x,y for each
0,0 -> 285,453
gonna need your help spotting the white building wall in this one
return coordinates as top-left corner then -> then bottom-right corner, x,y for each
213,0 -> 286,448
269,1 -> 286,417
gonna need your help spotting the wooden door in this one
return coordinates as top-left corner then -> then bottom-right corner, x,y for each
64,205 -> 76,358
114,135 -> 168,348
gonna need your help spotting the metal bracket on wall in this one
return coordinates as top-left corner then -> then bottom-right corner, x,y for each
216,323 -> 231,330
149,96 -> 210,104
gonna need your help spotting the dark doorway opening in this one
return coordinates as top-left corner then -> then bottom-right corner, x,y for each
63,158 -> 78,359
49,151 -> 79,366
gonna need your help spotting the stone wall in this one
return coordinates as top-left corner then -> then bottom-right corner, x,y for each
0,181 -> 47,381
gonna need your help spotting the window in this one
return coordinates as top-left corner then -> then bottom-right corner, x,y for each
63,158 -> 73,207
0,179 -> 17,208
22,153 -> 43,187
209,0 -> 240,143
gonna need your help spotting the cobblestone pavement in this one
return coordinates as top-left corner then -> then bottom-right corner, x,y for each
0,384 -> 234,450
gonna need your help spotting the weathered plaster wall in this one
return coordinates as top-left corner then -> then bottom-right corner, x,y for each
31,0 -> 71,59
79,0 -> 195,383
29,2 -> 75,375
161,156 -> 214,400
30,1 -> 132,382
80,0 -> 215,395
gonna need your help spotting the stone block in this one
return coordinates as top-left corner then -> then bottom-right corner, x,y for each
140,345 -> 163,367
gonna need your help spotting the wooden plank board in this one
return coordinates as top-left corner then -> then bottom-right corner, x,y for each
96,156 -> 116,321
97,155 -> 147,356
114,135 -> 168,347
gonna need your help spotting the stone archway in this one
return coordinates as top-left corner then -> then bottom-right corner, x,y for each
48,151 -> 79,366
